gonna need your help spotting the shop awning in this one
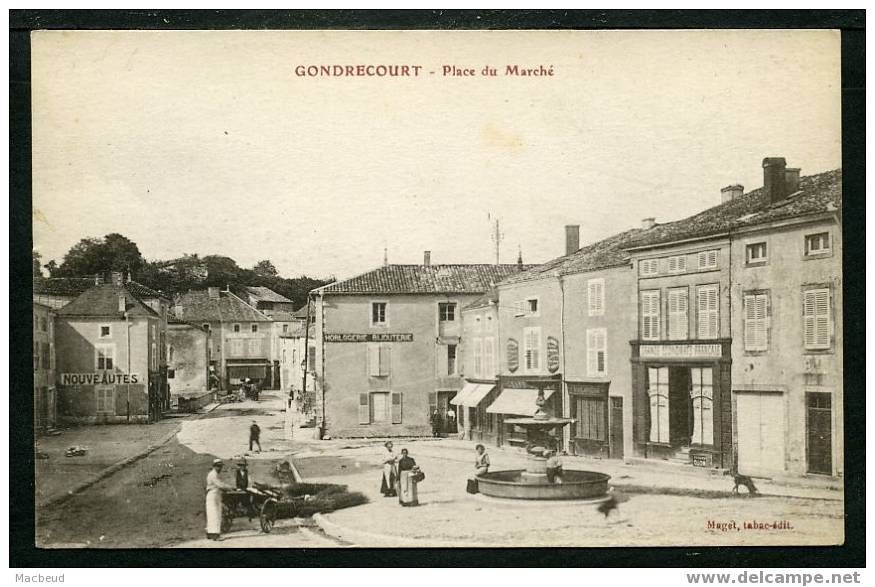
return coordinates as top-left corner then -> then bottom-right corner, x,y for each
487,388 -> 556,416
451,382 -> 495,408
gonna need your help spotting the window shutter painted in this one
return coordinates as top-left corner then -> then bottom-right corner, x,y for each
380,344 -> 392,376
803,288 -> 831,350
697,285 -> 719,339
391,392 -> 402,424
668,288 -> 688,340
588,280 -> 604,316
368,344 -> 381,376
641,291 -> 660,340
744,294 -> 769,351
358,393 -> 370,424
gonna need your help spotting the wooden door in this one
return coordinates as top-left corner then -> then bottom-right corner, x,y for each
806,392 -> 832,475
609,396 -> 624,459
736,392 -> 785,477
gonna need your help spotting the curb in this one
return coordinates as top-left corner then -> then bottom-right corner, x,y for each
37,403 -> 222,510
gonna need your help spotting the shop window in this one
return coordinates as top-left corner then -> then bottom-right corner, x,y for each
523,327 -> 541,371
690,367 -> 714,445
667,288 -> 689,340
367,343 -> 391,376
439,302 -> 456,322
803,287 -> 831,350
586,328 -> 607,377
648,367 -> 669,443
696,284 -> 719,339
804,232 -> 831,256
640,290 -> 661,341
371,301 -> 388,326
574,396 -> 606,441
746,242 -> 768,265
95,386 -> 115,415
743,292 -> 770,352
96,344 -> 115,370
697,250 -> 719,270
587,279 -> 605,316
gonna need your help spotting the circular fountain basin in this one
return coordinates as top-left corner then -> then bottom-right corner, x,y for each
476,469 -> 611,500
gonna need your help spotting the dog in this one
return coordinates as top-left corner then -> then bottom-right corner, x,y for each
725,469 -> 758,495
597,495 -> 619,518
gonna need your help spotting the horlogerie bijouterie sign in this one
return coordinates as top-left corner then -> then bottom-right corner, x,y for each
324,333 -> 414,343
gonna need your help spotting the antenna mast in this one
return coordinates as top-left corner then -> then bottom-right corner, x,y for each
490,215 -> 504,265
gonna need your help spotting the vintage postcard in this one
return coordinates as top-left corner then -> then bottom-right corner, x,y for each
30,28 -> 844,549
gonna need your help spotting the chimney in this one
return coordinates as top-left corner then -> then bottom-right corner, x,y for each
208,286 -> 221,300
641,217 -> 656,230
111,271 -> 124,287
517,246 -> 524,269
721,184 -> 744,204
118,294 -> 127,313
565,225 -> 580,256
383,247 -> 388,267
762,157 -> 787,204
423,251 -> 431,266
785,168 -> 801,194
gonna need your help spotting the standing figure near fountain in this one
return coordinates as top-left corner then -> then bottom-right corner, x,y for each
474,444 -> 490,476
545,450 -> 564,484
380,441 -> 398,497
396,448 -> 420,507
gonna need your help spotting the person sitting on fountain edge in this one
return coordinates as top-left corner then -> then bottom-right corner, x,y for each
545,450 -> 564,484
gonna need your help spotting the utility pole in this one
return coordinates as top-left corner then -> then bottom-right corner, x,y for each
489,214 -> 504,265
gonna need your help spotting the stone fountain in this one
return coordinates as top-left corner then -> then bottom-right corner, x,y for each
475,388 -> 611,500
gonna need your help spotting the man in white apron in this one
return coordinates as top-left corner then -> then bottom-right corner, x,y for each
205,458 -> 234,540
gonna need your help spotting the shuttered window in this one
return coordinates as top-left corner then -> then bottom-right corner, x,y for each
639,259 -> 658,276
648,367 -> 669,443
803,288 -> 831,350
696,284 -> 719,339
744,293 -> 770,351
690,367 -> 714,445
367,343 -> 391,376
640,290 -> 660,341
523,327 -> 541,371
697,250 -> 718,270
667,255 -> 687,273
587,278 -> 605,316
586,328 -> 607,376
667,287 -> 689,340
391,392 -> 403,424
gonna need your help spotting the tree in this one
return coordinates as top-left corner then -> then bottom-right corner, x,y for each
55,234 -> 144,277
32,250 -> 43,277
43,259 -> 58,277
253,259 -> 278,277
201,255 -> 243,287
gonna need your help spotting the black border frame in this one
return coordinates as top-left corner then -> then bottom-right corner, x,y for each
9,9 -> 865,568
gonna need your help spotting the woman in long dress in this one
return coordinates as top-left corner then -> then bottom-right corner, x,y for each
205,458 -> 234,540
396,448 -> 419,507
380,441 -> 398,497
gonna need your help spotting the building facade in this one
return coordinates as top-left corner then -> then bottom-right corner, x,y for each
176,287 -> 273,390
55,283 -> 165,423
167,318 -> 211,397
33,302 -> 57,433
311,257 -> 530,438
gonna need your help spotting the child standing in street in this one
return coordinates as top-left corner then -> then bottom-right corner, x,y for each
249,420 -> 262,452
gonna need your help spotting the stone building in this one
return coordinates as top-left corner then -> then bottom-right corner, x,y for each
33,302 -> 57,432
166,317 -> 211,397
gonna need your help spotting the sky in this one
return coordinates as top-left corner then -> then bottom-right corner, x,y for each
31,30 -> 841,281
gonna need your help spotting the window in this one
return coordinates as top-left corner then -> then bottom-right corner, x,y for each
690,367 -> 714,445
371,302 -> 387,326
230,339 -> 245,356
359,392 -> 402,425
95,386 -> 115,415
697,250 -> 719,270
746,242 -> 768,265
586,328 -> 607,376
447,344 -> 457,375
803,288 -> 831,350
483,337 -> 495,377
99,325 -> 112,338
526,298 -> 539,316
523,327 -> 541,371
96,345 -> 115,370
640,290 -> 661,341
667,255 -> 687,273
367,343 -> 391,376
805,232 -> 831,256
667,288 -> 689,340
473,338 -> 483,377
575,396 -> 607,441
282,324 -> 289,334
743,292 -> 770,352
202,323 -> 210,332
308,346 -> 316,372
233,323 -> 241,333
587,279 -> 605,316
639,259 -> 658,276
648,367 -> 669,443
251,324 -> 258,333
439,302 -> 456,322
696,284 -> 719,339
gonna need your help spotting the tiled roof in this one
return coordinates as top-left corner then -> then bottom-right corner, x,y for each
269,310 -> 297,322
292,302 -> 315,319
314,264 -> 536,295
625,168 -> 842,249
463,289 -> 498,311
499,229 -> 643,285
33,277 -> 170,301
244,286 -> 292,303
168,317 -> 209,331
176,290 -> 272,322
57,284 -> 158,318
279,322 -> 308,338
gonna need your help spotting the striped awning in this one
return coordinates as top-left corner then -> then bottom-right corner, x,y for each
451,382 -> 495,408
486,388 -> 556,416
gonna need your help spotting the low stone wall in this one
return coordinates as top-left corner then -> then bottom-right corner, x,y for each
173,389 -> 216,413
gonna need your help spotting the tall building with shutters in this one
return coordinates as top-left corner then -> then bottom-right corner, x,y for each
624,159 -> 842,478
310,255 -> 531,438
